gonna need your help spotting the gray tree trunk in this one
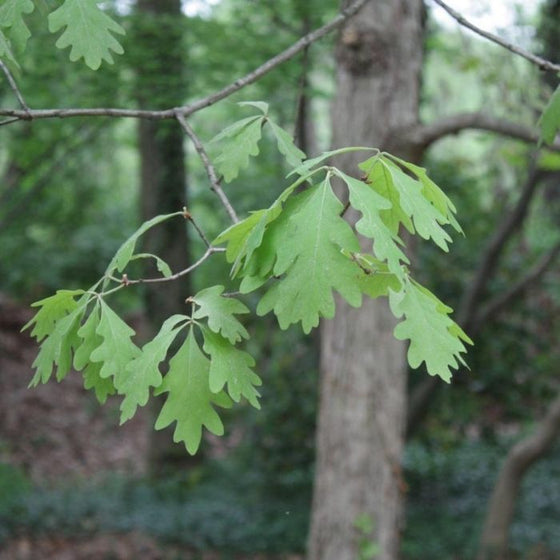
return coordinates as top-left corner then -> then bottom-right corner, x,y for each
308,2 -> 424,560
477,392 -> 560,560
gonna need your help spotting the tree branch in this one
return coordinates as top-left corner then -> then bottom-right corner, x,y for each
0,0 -> 369,124
457,161 -> 544,332
406,112 -> 560,152
174,112 -> 239,224
432,0 -> 560,73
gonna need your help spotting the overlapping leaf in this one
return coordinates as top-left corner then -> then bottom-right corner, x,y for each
89,299 -> 140,385
202,328 -> 261,408
120,314 -> 188,422
210,115 -> 264,182
48,0 -> 125,70
389,279 -> 472,382
256,177 -> 363,333
192,286 -> 249,343
154,329 -> 232,454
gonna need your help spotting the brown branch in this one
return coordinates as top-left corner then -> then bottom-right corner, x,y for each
0,0 -> 369,125
432,0 -> 560,73
474,241 -> 560,331
457,161 -> 544,332
182,206 -> 211,248
406,112 -> 560,152
477,391 -> 560,560
175,112 -> 239,224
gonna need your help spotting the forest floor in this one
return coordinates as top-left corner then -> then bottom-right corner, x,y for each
0,294 -> 300,560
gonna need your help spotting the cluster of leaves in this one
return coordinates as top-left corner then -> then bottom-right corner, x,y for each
24,214 -> 262,454
0,0 -> 124,69
25,106 -> 471,453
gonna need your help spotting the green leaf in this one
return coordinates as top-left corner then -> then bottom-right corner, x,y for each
120,314 -> 188,423
382,158 -> 453,251
0,0 -> 34,53
383,154 -> 462,233
23,289 -> 86,342
238,100 -> 269,114
192,286 -> 249,344
389,279 -> 471,382
89,299 -> 140,385
202,328 -> 261,408
29,304 -> 85,386
48,0 -> 125,70
336,169 -> 409,278
539,84 -> 560,146
212,116 -> 264,182
347,253 -> 402,298
83,360 -> 115,404
0,28 -> 17,66
288,146 -> 374,178
358,156 -> 414,235
267,119 -> 306,168
154,328 -> 232,454
257,176 -> 363,333
105,212 -> 179,276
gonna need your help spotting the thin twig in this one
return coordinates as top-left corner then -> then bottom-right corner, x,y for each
0,59 -> 31,114
0,0 -> 369,124
474,241 -> 560,331
175,111 -> 239,224
182,206 -> 211,248
432,0 -> 560,73
104,246 -> 225,293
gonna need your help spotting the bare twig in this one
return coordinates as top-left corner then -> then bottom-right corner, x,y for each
0,0 -> 369,124
474,241 -> 560,331
432,0 -> 560,73
0,59 -> 31,114
175,112 -> 239,224
104,246 -> 225,294
457,161 -> 545,331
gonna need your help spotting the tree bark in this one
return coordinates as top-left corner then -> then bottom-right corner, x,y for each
477,392 -> 560,560
308,2 -> 424,559
133,0 -> 191,469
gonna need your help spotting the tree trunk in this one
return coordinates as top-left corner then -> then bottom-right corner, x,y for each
132,0 -> 191,470
308,2 -> 424,560
477,392 -> 560,560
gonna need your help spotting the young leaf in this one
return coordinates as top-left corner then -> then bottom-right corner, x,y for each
48,0 -> 125,70
336,169 -> 409,278
130,253 -> 173,278
257,177 -> 363,333
389,279 -> 472,382
384,154 -> 462,233
238,100 -> 269,114
288,146 -> 374,178
0,29 -> 17,66
202,328 -> 261,408
120,314 -> 188,423
0,0 -> 34,53
89,299 -> 140,384
24,289 -> 86,342
538,84 -> 560,146
192,286 -> 249,344
267,119 -> 306,168
212,116 -> 264,182
105,212 -> 179,276
348,253 -> 402,298
154,328 -> 232,455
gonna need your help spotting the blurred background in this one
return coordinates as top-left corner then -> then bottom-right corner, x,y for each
0,0 -> 559,558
